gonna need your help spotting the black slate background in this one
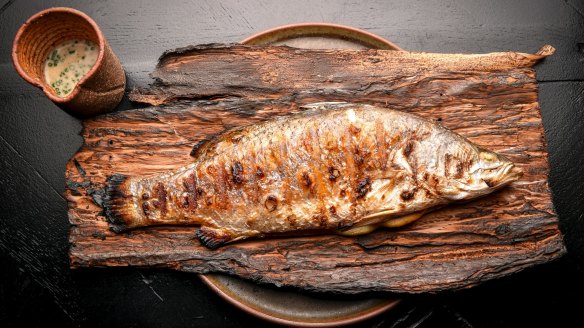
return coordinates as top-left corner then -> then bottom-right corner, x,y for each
1,1 -> 583,327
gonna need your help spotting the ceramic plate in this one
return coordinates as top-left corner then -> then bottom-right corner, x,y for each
201,23 -> 403,327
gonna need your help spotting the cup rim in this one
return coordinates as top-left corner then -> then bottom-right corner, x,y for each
12,7 -> 106,103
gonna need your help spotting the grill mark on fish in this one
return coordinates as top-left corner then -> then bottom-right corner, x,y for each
247,149 -> 262,205
206,164 -> 216,175
302,172 -> 313,188
154,182 -> 167,216
183,173 -> 198,211
445,153 -> 453,177
216,161 -> 229,209
404,141 -> 414,158
272,131 -> 286,173
453,161 -> 464,179
279,133 -> 293,205
400,187 -> 417,201
231,161 -> 244,185
375,119 -> 387,170
329,205 -> 336,215
142,202 -> 151,216
356,177 -> 371,199
231,134 -> 243,143
297,122 -> 317,198
286,215 -> 297,227
315,213 -> 328,228
353,146 -> 364,167
265,195 -> 278,212
328,166 -> 340,181
340,128 -> 357,201
310,122 -> 325,201
318,120 -> 342,210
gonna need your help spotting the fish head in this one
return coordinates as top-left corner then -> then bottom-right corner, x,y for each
475,148 -> 523,188
440,147 -> 522,200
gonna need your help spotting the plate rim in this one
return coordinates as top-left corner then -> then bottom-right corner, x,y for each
200,274 -> 401,327
240,22 -> 404,51
201,22 -> 404,327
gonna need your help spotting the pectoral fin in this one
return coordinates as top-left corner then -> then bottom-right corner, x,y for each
337,224 -> 378,236
197,226 -> 248,249
361,209 -> 394,223
382,211 -> 425,228
337,211 -> 425,236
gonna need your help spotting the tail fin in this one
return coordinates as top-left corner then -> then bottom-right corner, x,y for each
103,174 -> 132,233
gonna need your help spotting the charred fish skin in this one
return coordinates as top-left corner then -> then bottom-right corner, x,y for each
103,102 -> 522,249
104,173 -> 132,233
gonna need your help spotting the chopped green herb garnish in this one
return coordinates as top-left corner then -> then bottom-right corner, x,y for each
45,39 -> 98,97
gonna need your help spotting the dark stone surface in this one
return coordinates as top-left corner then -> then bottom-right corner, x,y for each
539,82 -> 584,265
1,0 -> 583,326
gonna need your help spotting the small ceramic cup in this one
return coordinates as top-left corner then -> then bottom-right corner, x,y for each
12,7 -> 125,117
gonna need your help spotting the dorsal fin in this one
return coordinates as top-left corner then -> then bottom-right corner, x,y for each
190,136 -> 215,157
190,128 -> 247,158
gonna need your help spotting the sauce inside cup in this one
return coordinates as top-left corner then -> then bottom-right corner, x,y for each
44,39 -> 99,97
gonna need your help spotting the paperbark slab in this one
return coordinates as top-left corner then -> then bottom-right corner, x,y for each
67,45 -> 565,294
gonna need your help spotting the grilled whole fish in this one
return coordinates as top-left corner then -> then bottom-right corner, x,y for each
104,102 -> 522,248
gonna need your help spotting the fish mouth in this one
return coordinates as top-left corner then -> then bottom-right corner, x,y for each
482,163 -> 522,188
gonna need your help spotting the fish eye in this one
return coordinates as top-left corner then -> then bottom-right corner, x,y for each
479,152 -> 497,162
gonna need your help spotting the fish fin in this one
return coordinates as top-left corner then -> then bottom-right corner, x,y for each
190,128 -> 246,158
190,137 -> 215,157
197,226 -> 243,249
338,210 -> 425,236
103,174 -> 133,232
361,209 -> 394,223
338,224 -> 378,236
382,211 -> 425,228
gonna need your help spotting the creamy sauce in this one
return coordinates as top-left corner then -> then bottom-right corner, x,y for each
44,39 -> 99,97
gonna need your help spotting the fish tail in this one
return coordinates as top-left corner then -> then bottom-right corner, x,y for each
103,173 -> 133,232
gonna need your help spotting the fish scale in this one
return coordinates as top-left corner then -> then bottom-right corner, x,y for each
104,102 -> 522,249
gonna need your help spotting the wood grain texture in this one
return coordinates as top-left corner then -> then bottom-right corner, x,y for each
67,45 -> 565,294
130,44 -> 555,106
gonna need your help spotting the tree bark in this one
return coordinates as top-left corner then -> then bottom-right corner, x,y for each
67,44 -> 565,294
